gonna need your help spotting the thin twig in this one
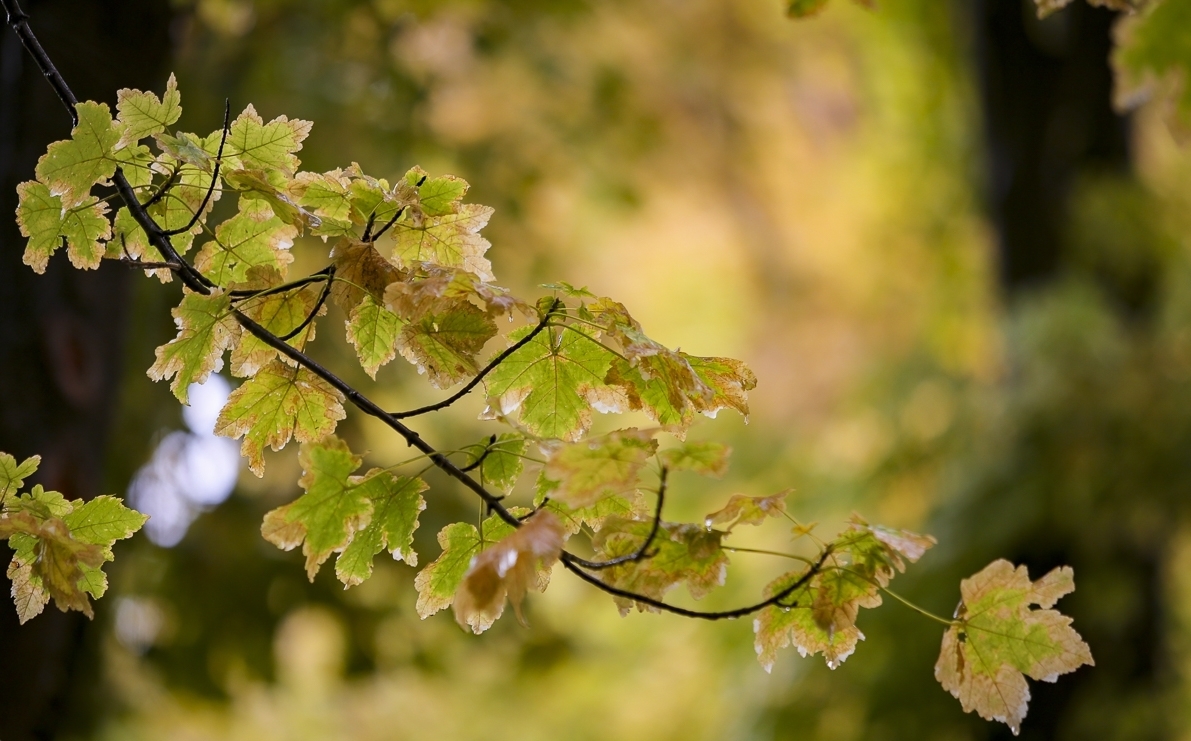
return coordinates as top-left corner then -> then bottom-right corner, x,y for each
391,299 -> 561,418
568,468 -> 668,571
162,99 -> 230,237
229,267 -> 332,301
460,435 -> 497,473
1,0 -> 78,123
277,266 -> 334,342
369,206 -> 404,242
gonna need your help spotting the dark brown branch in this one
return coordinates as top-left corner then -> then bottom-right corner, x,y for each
559,547 -> 831,621
567,467 -> 668,571
460,435 -> 498,473
1,0 -> 78,124
369,206 -> 404,242
361,210 -> 377,241
141,165 -> 180,209
113,168 -> 214,293
391,299 -> 561,418
161,99 -> 230,237
229,267 -> 332,301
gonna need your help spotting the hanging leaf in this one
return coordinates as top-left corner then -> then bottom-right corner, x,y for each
147,290 -> 239,404
214,360 -> 346,476
935,560 -> 1093,735
453,511 -> 567,634
543,428 -> 658,509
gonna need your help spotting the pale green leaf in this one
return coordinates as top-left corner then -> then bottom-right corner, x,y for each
16,181 -> 63,274
413,513 -> 519,619
34,101 -> 119,207
347,295 -> 402,379
390,203 -> 496,282
225,104 -> 312,176
543,428 -> 657,509
335,474 -> 427,587
0,453 -> 40,504
60,199 -> 112,270
147,291 -> 239,403
214,360 -> 346,476
116,73 -> 182,148
484,326 -> 626,441
196,198 -> 297,285
396,301 -> 496,388
936,560 -> 1094,734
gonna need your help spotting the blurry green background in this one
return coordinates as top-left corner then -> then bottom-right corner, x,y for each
5,0 -> 1191,739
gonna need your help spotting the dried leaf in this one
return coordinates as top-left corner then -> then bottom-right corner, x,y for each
543,428 -> 658,509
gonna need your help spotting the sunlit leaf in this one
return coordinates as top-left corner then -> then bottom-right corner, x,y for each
224,103 -> 312,176
196,198 -> 297,285
705,491 -> 787,531
34,101 -> 119,207
390,203 -> 496,282
214,360 -> 346,476
116,73 -> 182,148
414,513 -> 520,619
484,326 -> 626,441
935,560 -> 1093,735
347,294 -> 402,379
16,181 -> 64,274
147,290 -> 239,404
0,453 -> 40,504
335,474 -> 427,587
543,428 -> 658,509
396,301 -> 497,388
592,518 -> 728,614
462,433 -> 528,493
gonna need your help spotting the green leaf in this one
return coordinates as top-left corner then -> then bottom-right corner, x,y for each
110,207 -> 173,283
16,181 -> 64,274
685,355 -> 757,420
936,560 -> 1094,734
147,291 -> 239,404
111,143 -> 155,188
34,101 -> 119,207
390,203 -> 496,282
396,301 -> 497,389
335,474 -> 428,587
406,167 -> 469,217
705,492 -> 787,531
753,518 -> 935,671
543,428 -> 657,509
62,495 -> 149,599
292,169 -> 355,237
463,433 -> 527,494
659,441 -> 731,477
0,453 -> 40,504
59,199 -> 112,270
196,198 -> 297,285
484,326 -> 625,441
225,104 -> 312,176
347,295 -> 402,379
116,73 -> 182,148
261,437 -> 377,581
453,511 -> 566,633
214,360 -> 346,476
413,513 -> 519,619
592,518 -> 728,614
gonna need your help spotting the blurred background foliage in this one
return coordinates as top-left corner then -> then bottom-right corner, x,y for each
17,0 -> 1191,738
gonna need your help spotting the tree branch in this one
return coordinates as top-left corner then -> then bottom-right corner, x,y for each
1,0 -> 78,124
161,99 -> 230,237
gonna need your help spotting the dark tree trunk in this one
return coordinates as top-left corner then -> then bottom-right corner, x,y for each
0,2 -> 171,738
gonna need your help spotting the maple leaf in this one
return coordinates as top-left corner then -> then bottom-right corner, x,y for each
111,143 -> 155,189
223,168 -> 316,231
484,326 -> 626,441
659,441 -> 731,477
1,487 -> 145,623
389,203 -> 496,282
0,453 -> 40,504
536,472 -> 645,535
261,437 -> 425,583
329,239 -> 405,311
347,173 -> 403,228
62,495 -> 150,600
230,270 -> 321,377
385,265 -> 527,320
335,474 -> 427,587
196,198 -> 297,285
414,513 -> 521,619
453,510 -> 567,634
16,181 -> 112,273
592,518 -> 729,614
402,166 -> 470,218
542,428 -> 658,509
291,169 -> 355,237
148,291 -> 239,404
685,355 -> 757,420
396,301 -> 497,388
34,101 -> 119,207
347,295 -> 402,379
214,360 -> 346,476
935,560 -> 1093,735
705,492 -> 787,531
753,519 -> 935,670
224,104 -> 312,176
115,73 -> 182,148
462,433 -> 527,493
